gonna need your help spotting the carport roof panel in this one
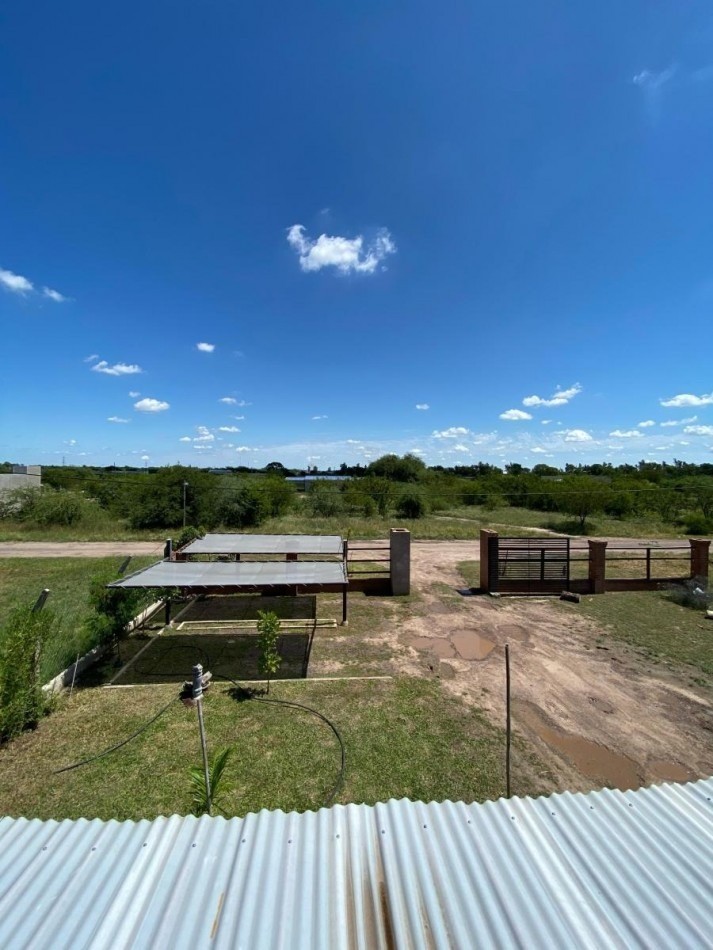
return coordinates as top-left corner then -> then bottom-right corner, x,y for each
109,559 -> 347,589
181,533 -> 343,555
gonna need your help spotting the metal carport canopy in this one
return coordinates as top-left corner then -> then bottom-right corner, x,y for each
181,533 -> 343,555
109,559 -> 348,591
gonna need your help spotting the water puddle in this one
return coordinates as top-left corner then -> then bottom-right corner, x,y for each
406,636 -> 455,658
515,701 -> 642,790
451,631 -> 496,661
648,759 -> 694,783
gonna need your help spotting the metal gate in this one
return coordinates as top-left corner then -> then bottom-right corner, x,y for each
488,537 -> 570,594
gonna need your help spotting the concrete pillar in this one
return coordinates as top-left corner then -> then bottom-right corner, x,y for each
690,539 -> 711,583
390,528 -> 411,595
480,530 -> 498,591
164,539 -> 173,561
588,540 -> 607,594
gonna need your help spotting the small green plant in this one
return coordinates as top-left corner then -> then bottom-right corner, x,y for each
0,607 -> 57,742
189,746 -> 233,815
397,490 -> 428,519
176,525 -> 205,550
257,610 -> 282,693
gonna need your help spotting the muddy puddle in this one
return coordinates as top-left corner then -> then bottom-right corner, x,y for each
452,631 -> 496,661
405,636 -> 455,658
648,759 -> 695,783
515,701 -> 642,790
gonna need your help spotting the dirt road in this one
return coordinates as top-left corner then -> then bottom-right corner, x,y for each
0,541 -> 163,558
394,541 -> 713,794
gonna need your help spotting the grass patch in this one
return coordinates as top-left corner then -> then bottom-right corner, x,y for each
0,520 -> 166,542
441,506 -> 683,539
566,590 -> 713,677
0,677 -> 544,820
0,557 -> 157,681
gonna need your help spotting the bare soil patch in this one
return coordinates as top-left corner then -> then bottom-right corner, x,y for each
395,541 -> 713,794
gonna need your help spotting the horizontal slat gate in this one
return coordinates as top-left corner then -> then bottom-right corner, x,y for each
494,538 -> 570,594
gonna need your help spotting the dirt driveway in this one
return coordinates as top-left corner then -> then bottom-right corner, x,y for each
0,541 -> 162,558
395,541 -> 713,794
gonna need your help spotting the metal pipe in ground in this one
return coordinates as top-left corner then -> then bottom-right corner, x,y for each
193,663 -> 211,815
505,644 -> 511,798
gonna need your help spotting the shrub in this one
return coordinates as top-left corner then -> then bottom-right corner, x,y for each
176,525 -> 206,550
0,486 -> 99,527
305,481 -> 344,517
85,569 -> 157,647
0,608 -> 57,741
261,476 -> 296,518
397,490 -> 428,519
257,610 -> 282,693
683,514 -> 713,536
215,484 -> 266,528
667,578 -> 711,612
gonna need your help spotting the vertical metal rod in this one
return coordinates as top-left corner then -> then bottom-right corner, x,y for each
68,652 -> 80,701
505,644 -> 511,798
193,663 -> 211,815
196,697 -> 211,816
646,548 -> 651,581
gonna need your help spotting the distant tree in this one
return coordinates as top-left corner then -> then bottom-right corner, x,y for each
264,461 -> 286,473
367,453 -> 426,483
553,476 -> 613,532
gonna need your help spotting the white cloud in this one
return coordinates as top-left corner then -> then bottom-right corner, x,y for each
92,360 -> 143,376
684,425 -> 713,436
134,398 -> 170,413
43,287 -> 67,302
432,426 -> 470,439
0,267 -> 33,294
637,420 -> 656,428
632,66 -> 676,89
220,396 -> 237,404
564,429 -> 592,442
345,439 -> 361,444
232,415 -> 245,421
286,224 -> 396,275
660,392 -> 713,407
523,383 -> 582,408
196,342 -> 215,353
179,436 -> 191,442
415,403 -> 430,411
452,444 -> 470,452
531,447 -> 547,454
194,426 -> 214,442
235,446 -> 254,452
660,415 -> 697,427
312,415 -> 328,421
500,409 -> 533,421
141,455 -> 150,461
107,416 -> 129,424
84,354 -> 99,363
609,429 -> 642,438
219,426 -> 240,433
129,390 -> 141,398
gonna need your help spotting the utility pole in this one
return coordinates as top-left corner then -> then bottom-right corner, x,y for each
183,481 -> 189,527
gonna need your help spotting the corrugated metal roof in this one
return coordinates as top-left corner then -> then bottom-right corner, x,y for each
110,559 -> 348,590
182,533 -> 344,555
1,779 -> 713,949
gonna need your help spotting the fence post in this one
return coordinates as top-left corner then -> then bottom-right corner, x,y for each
480,530 -> 498,592
588,540 -> 608,594
690,539 -> 711,584
390,529 -> 411,595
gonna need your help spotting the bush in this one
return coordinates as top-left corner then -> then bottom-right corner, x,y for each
215,484 -> 266,528
257,610 -> 282,693
305,481 -> 344,517
261,477 -> 296,518
667,578 -> 711,612
0,486 -> 101,527
397,490 -> 428,519
176,525 -> 205,550
0,608 -> 57,741
683,514 -> 713,536
85,569 -> 157,647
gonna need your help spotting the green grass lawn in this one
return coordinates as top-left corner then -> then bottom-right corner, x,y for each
0,556 -> 158,681
441,505 -> 684,539
571,590 -> 713,680
0,677 -> 545,820
0,520 -> 167,542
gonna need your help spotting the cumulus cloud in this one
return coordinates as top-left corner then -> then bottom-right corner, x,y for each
452,444 -> 470,452
415,403 -> 430,411
609,429 -> 642,438
312,415 -> 328,421
0,267 -> 34,294
637,420 -> 656,428
134,398 -> 170,413
660,416 -> 696,427
523,383 -> 582,408
196,342 -> 215,353
660,392 -> 713,407
632,66 -> 676,89
107,416 -> 129,424
194,426 -> 215,442
219,426 -> 241,433
179,436 -> 191,442
432,426 -> 470,439
92,360 -> 143,376
129,390 -> 141,398
43,287 -> 67,302
531,447 -> 547,454
286,224 -> 396,275
684,425 -> 713,436
563,429 -> 592,442
219,397 -> 237,404
500,409 -> 533,421
235,446 -> 254,452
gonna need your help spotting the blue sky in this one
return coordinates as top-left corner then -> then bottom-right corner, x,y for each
2,0 -> 712,469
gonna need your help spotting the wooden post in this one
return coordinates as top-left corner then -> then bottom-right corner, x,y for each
480,530 -> 498,592
690,539 -> 711,584
342,585 -> 348,625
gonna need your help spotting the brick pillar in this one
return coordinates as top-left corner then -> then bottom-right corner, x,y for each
690,539 -> 711,584
390,529 -> 411,595
480,530 -> 498,591
588,540 -> 607,594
